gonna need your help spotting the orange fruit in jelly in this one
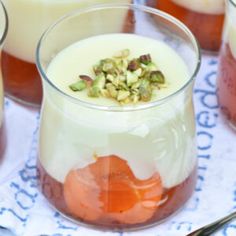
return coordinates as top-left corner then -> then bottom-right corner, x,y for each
64,155 -> 163,224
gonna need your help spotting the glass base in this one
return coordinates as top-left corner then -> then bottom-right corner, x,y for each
37,161 -> 197,231
48,195 -> 194,232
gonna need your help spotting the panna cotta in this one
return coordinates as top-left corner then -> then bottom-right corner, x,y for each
38,33 -> 197,228
1,0 -> 131,105
155,0 -> 225,51
217,0 -> 236,129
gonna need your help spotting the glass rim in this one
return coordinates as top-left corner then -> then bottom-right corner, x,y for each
0,0 -> 8,45
230,0 -> 236,7
36,3 -> 201,112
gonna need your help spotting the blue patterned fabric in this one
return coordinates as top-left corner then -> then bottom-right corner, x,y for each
0,53 -> 236,236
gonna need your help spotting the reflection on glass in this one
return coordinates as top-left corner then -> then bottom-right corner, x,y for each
218,0 -> 236,130
0,1 -> 7,161
36,4 -> 200,230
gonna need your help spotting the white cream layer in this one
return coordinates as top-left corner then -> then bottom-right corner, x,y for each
172,0 -> 225,14
39,34 -> 197,189
2,0 -> 130,63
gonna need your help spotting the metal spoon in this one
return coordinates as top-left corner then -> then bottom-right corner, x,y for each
187,211 -> 236,236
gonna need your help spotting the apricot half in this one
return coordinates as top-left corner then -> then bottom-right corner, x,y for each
64,155 -> 163,224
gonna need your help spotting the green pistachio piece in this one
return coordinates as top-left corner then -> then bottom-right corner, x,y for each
139,54 -> 151,65
114,49 -> 130,58
128,59 -> 139,71
139,79 -> 152,102
150,71 -> 165,84
88,87 -> 100,97
151,82 -> 160,89
131,81 -> 141,89
106,74 -> 114,82
122,97 -> 132,104
146,62 -> 157,71
133,68 -> 142,77
88,74 -> 105,97
131,88 -> 139,94
118,81 -> 129,90
118,75 -> 126,82
69,80 -> 87,91
127,71 -> 139,86
93,74 -> 106,89
112,76 -> 120,87
93,64 -> 103,75
79,75 -> 93,83
100,89 -> 110,98
117,59 -> 129,74
101,59 -> 115,73
117,90 -> 130,101
106,83 -> 118,98
131,94 -> 139,103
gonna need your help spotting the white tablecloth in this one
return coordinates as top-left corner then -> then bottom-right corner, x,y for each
0,1 -> 236,235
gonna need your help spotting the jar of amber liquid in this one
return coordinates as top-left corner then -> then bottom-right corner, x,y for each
0,1 -> 8,160
1,0 -> 132,107
153,0 -> 225,52
217,0 -> 236,130
36,4 -> 200,230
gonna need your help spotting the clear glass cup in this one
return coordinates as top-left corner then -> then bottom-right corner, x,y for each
0,1 -> 8,160
151,0 -> 225,52
36,4 -> 201,230
217,0 -> 236,130
1,0 -> 132,107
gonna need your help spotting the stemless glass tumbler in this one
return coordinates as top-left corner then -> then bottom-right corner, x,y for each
1,0 -> 131,107
154,0 -> 225,52
0,1 -> 7,160
217,0 -> 236,130
36,4 -> 201,230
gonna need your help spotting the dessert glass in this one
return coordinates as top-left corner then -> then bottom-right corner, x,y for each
0,1 -> 8,160
36,4 -> 201,230
153,0 -> 225,52
217,0 -> 236,130
1,0 -> 131,107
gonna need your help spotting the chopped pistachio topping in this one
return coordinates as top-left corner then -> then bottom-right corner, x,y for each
79,75 -> 93,84
150,71 -> 165,84
69,80 -> 87,91
69,49 -> 167,104
139,54 -> 151,65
